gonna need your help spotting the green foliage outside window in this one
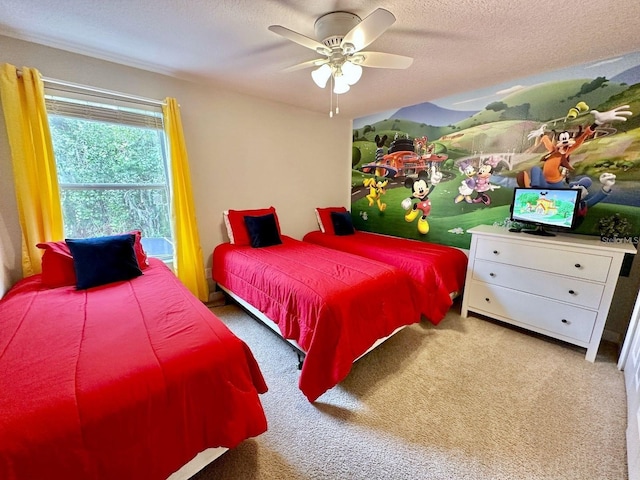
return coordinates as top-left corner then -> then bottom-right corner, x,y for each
49,115 -> 172,243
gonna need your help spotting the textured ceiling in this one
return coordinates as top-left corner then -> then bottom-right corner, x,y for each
2,0 -> 640,119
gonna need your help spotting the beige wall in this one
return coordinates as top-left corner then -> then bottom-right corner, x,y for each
606,254 -> 640,344
0,103 -> 19,296
0,35 -> 352,293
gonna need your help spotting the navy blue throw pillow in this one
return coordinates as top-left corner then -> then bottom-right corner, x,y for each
330,211 -> 355,236
66,234 -> 143,289
244,213 -> 282,248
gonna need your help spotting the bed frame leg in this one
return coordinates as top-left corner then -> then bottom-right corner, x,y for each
296,352 -> 304,370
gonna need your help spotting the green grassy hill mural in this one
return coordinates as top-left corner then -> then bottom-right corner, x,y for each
352,52 -> 640,249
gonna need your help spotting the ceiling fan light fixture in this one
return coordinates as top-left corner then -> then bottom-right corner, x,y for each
270,8 -> 411,114
341,42 -> 356,55
333,74 -> 350,94
311,64 -> 332,88
342,61 -> 362,85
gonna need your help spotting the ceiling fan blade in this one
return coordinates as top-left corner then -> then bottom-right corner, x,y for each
357,51 -> 414,69
282,58 -> 329,73
341,8 -> 396,52
268,25 -> 327,53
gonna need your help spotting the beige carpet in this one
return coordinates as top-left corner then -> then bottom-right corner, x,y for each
194,300 -> 627,480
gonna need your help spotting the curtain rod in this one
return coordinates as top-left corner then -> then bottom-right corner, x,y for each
15,68 -> 166,107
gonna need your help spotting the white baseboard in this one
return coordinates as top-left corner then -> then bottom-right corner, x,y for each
167,447 -> 228,480
207,290 -> 226,306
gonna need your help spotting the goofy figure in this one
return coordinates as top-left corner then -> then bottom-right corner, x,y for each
519,105 -> 631,188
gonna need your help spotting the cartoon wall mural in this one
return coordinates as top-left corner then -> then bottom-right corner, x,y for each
351,51 -> 640,250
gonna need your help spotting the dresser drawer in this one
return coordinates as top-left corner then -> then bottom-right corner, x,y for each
472,259 -> 605,309
474,238 -> 612,282
466,281 -> 597,343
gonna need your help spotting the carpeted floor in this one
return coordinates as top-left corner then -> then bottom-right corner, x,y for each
193,300 -> 627,480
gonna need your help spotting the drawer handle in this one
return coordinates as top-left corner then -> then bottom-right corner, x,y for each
493,250 -> 499,255
485,297 -> 490,303
561,319 -> 570,324
568,289 -> 576,295
489,272 -> 496,277
574,263 -> 582,269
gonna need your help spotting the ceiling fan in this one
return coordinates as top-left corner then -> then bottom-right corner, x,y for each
268,8 -> 413,95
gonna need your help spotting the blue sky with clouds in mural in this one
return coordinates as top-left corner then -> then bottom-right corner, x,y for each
355,50 -> 640,128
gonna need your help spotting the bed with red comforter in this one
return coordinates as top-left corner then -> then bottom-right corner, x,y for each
0,259 -> 268,480
303,230 -> 468,324
213,236 -> 422,402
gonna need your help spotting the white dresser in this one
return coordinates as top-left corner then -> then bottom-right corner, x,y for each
461,224 -> 636,361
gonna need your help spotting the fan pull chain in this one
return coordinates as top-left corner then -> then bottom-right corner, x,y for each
329,76 -> 334,118
328,75 -> 340,118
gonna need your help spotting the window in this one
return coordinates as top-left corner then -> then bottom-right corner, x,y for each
45,92 -> 174,264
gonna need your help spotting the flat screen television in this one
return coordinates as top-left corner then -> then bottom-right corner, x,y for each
509,187 -> 582,236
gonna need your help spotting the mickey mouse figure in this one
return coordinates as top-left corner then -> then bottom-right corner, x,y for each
373,134 -> 390,177
401,166 -> 442,234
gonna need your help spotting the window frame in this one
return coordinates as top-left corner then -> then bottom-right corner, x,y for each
44,89 -> 175,265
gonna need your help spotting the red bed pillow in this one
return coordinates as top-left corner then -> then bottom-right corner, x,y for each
224,207 -> 281,245
129,230 -> 149,270
37,230 -> 149,288
315,207 -> 348,235
36,241 -> 76,288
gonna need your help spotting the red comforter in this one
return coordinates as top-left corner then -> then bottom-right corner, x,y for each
303,230 -> 468,324
0,259 -> 267,480
213,236 -> 421,402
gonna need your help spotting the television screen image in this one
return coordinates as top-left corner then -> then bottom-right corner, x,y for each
509,187 -> 581,236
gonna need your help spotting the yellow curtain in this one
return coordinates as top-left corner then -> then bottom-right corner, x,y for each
162,98 -> 209,302
0,64 -> 63,276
